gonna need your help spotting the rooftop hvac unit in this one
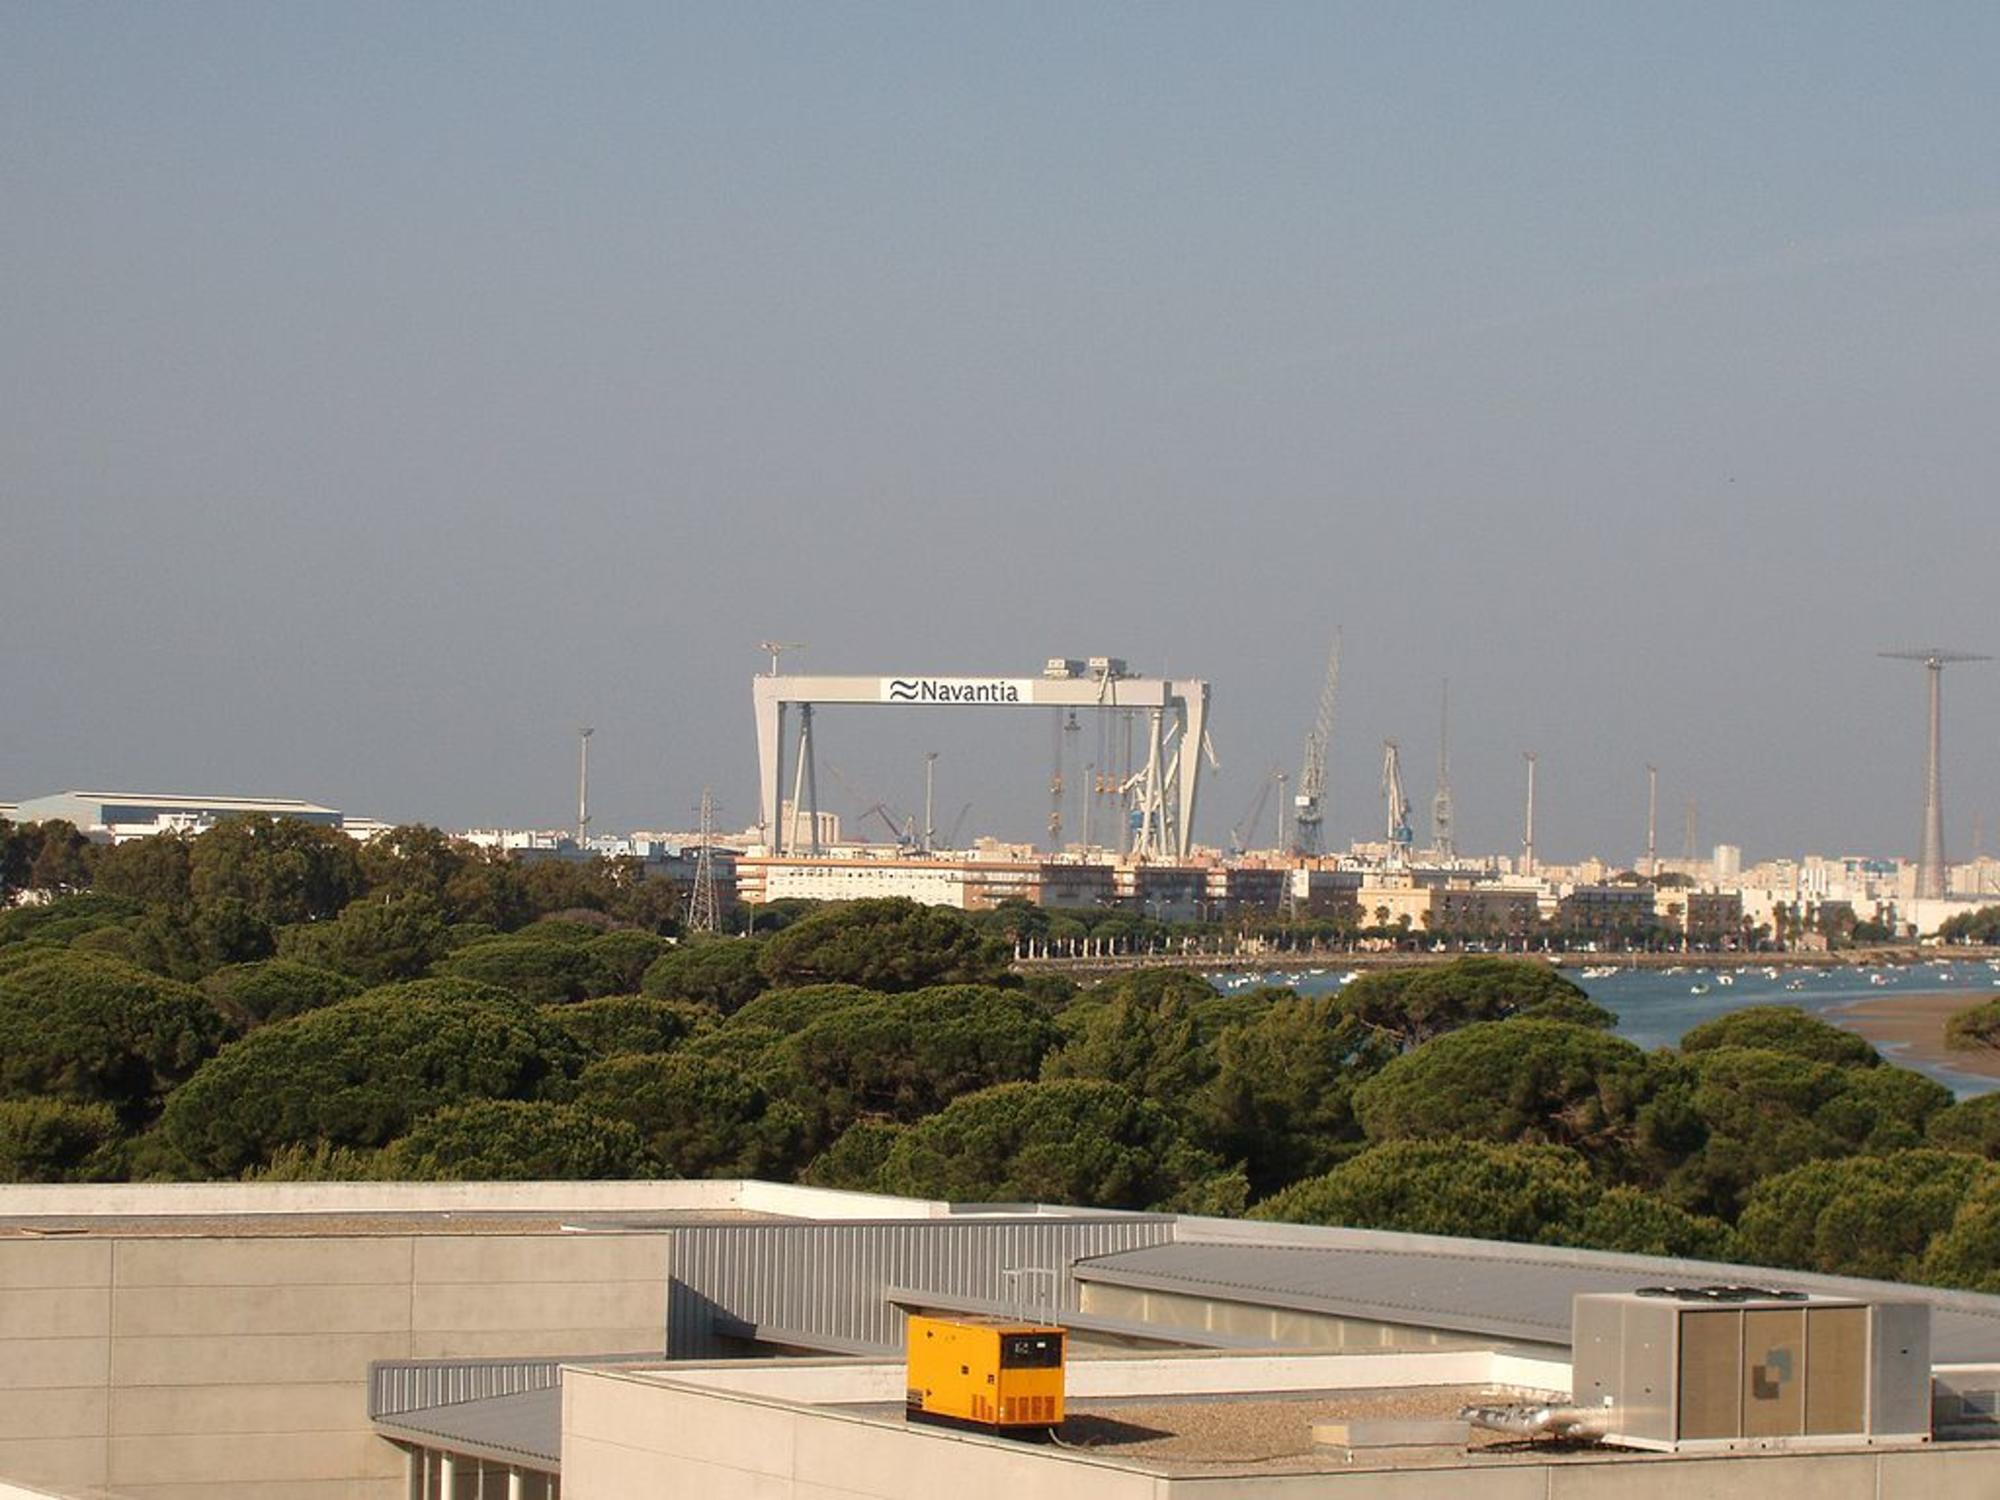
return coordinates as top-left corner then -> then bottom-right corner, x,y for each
1571,1287 -> 1931,1451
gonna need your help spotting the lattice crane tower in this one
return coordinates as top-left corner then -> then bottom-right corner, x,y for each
1381,739 -> 1413,861
1293,634 -> 1341,857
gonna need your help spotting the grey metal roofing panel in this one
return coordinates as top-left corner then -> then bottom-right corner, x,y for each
663,1215 -> 1175,1357
1073,1241 -> 2000,1362
375,1386 -> 561,1468
1075,1242 -> 1628,1345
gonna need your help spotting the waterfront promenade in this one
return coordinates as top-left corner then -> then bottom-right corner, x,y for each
1010,944 -> 1990,978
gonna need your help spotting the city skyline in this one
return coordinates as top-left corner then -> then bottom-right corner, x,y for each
6,4 -> 1998,858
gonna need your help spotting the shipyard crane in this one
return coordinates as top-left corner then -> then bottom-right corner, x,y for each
1382,739 -> 1414,862
863,803 -> 914,847
1293,634 -> 1341,856
1228,768 -> 1285,855
1431,679 -> 1454,859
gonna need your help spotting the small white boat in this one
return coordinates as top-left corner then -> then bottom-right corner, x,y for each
1716,974 -> 1735,987
1690,983 -> 1711,995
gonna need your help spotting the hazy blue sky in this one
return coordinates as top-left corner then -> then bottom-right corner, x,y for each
5,2 -> 1998,863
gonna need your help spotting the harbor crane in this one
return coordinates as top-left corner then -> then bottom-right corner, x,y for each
1431,680 -> 1454,859
1381,739 -> 1414,861
1228,767 -> 1286,855
1293,634 -> 1341,857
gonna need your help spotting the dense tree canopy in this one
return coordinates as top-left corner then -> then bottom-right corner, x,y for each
544,995 -> 712,1059
186,815 -> 365,926
641,939 -> 770,1014
576,1051 -> 808,1179
28,820 -> 96,894
1337,959 -> 1590,1048
1667,1047 -> 1951,1218
380,1101 -> 657,1181
1947,1000 -> 2000,1052
356,825 -> 470,907
1042,989 -> 1215,1104
91,833 -> 194,908
202,959 -> 364,1028
434,935 -> 613,1004
7,810 -> 2000,1296
583,930 -> 671,993
1350,1020 -> 1672,1178
1736,1150 -> 1987,1281
783,985 -> 1059,1138
276,896 -> 454,985
758,898 -> 1010,991
1256,1138 -> 1602,1243
1195,995 -> 1397,1194
1928,1094 -> 2000,1158
0,1099 -> 124,1183
0,892 -> 141,948
160,982 -> 581,1174
1681,1005 -> 1881,1067
861,1079 -> 1246,1214
0,951 -> 233,1124
1919,1174 -> 2000,1291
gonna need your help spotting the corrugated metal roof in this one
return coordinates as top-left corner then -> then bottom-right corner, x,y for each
374,1386 -> 562,1468
663,1215 -> 1174,1357
1073,1240 -> 2000,1362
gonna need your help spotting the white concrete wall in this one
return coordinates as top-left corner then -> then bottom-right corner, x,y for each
0,1178 -> 949,1223
562,1368 -> 1161,1500
0,1231 -> 667,1500
0,1179 -> 743,1219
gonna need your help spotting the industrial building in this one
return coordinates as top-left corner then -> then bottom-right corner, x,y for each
3,1179 -> 2000,1498
6,791 -> 344,843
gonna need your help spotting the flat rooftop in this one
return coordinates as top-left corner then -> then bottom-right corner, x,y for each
557,1352 -> 2000,1485
870,1386 -> 1545,1474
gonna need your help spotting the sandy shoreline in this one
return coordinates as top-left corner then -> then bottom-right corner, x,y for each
1827,990 -> 2000,1081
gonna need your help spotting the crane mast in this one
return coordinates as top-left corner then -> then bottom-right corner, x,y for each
1382,739 -> 1413,861
1293,634 -> 1341,856
1431,679 -> 1454,859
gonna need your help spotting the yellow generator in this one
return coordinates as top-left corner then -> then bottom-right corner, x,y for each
905,1315 -> 1065,1433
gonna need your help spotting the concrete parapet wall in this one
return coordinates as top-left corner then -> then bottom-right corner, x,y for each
0,1178 -> 743,1219
0,1177 -> 949,1223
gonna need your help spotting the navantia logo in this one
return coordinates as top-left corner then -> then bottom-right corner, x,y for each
880,678 -> 1028,704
